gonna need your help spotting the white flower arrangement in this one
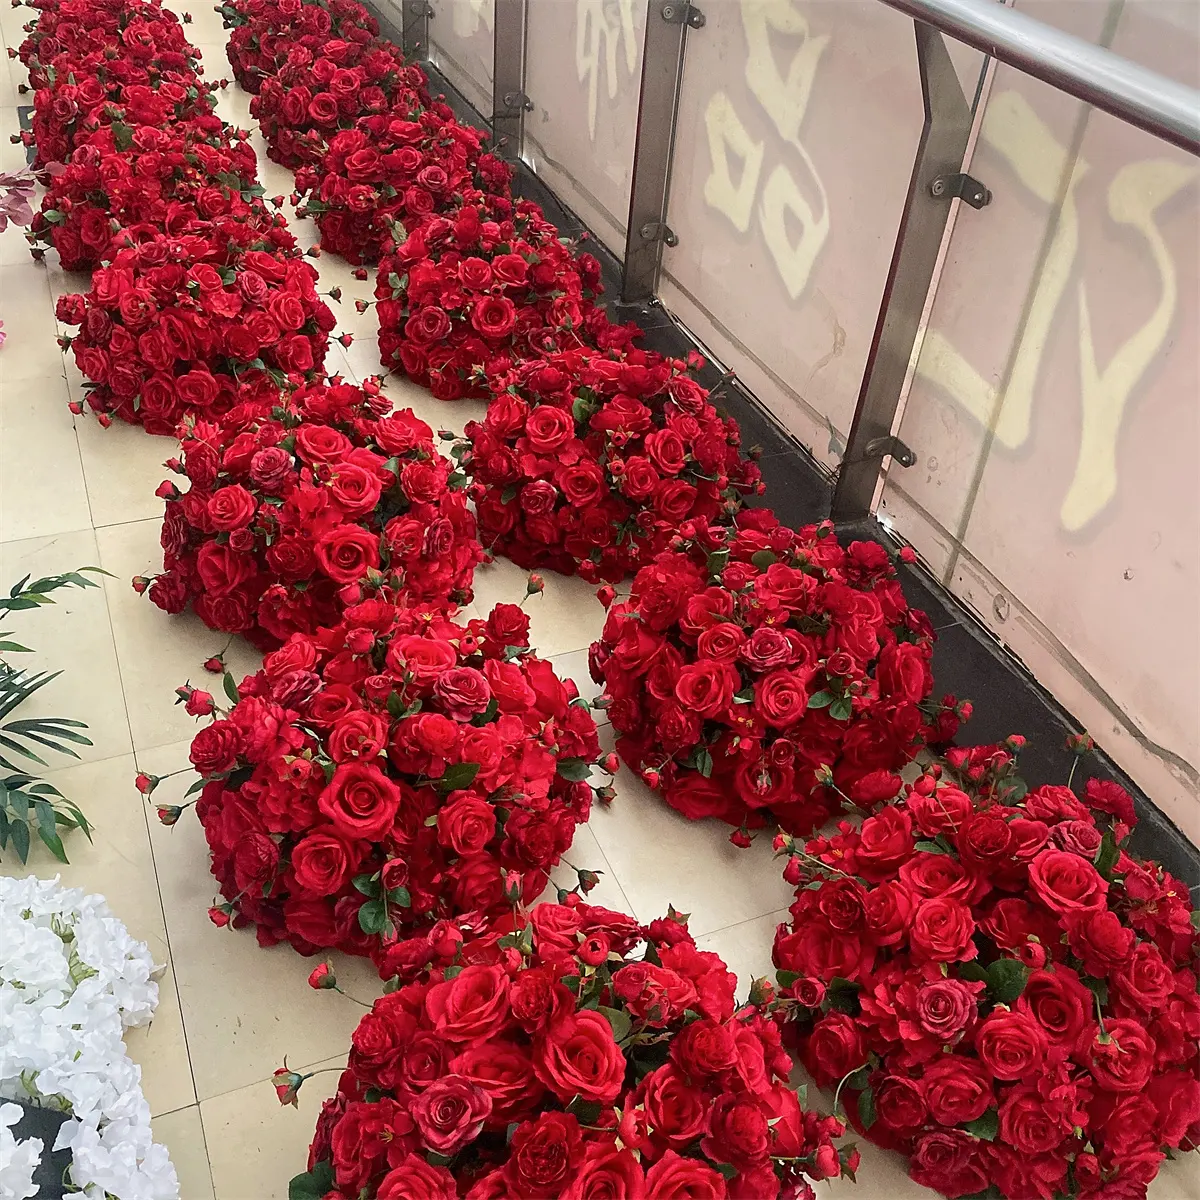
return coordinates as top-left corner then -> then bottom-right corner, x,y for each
0,875 -> 179,1199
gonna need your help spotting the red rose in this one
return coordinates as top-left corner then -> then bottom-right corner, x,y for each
874,1075 -> 928,1131
1086,1019 -> 1156,1092
1028,848 -> 1108,915
997,1083 -> 1072,1154
376,1154 -> 457,1200
669,1017 -> 738,1079
921,1055 -> 993,1124
327,712 -> 389,763
909,1131 -> 989,1199
1065,908 -> 1134,976
449,1040 -> 540,1125
853,807 -> 914,881
1017,967 -> 1093,1050
433,666 -> 492,720
405,307 -> 452,344
1112,940 -> 1173,1012
701,1094 -> 770,1169
207,484 -> 258,532
974,1009 -> 1048,1079
560,1142 -> 644,1200
908,785 -> 975,836
189,722 -> 244,775
644,1151 -> 727,1199
315,524 -> 381,584
502,1112 -> 584,1198
409,1074 -> 492,1155
533,1009 -> 626,1105
291,832 -> 358,896
753,668 -> 811,728
909,897 -> 977,963
524,406 -> 575,454
876,640 -> 932,704
317,762 -> 402,840
426,964 -> 511,1044
674,661 -> 737,719
472,295 -> 517,340
195,541 -> 256,597
803,1012 -> 866,1088
437,796 -> 497,856
915,977 -> 979,1043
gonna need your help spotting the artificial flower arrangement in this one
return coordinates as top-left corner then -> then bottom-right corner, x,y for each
288,896 -> 858,1199
218,0 -> 380,95
293,106 -> 508,265
56,214 -> 335,434
590,512 -> 966,838
173,598 -> 611,965
29,121 -> 271,272
772,737 -> 1200,1200
249,39 -> 430,170
0,875 -> 178,1199
461,347 -> 765,583
142,379 -> 483,649
373,190 -> 633,401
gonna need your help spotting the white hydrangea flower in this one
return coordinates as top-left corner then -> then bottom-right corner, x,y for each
0,1102 -> 41,1200
0,876 -> 179,1199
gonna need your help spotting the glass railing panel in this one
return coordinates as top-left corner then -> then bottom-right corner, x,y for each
656,0 -> 984,471
880,0 -> 1200,839
427,0 -> 495,117
521,0 -> 644,255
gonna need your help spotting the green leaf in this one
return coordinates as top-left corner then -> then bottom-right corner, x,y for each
750,549 -> 778,569
111,121 -> 134,152
1082,975 -> 1109,1007
807,691 -> 835,710
914,839 -> 950,856
776,969 -> 800,989
598,1005 -> 632,1043
500,485 -> 518,505
437,762 -> 480,792
223,672 -> 240,706
352,874 -> 379,897
1094,830 -> 1120,880
826,976 -> 861,1015
987,958 -> 1029,1005
386,691 -> 406,719
387,886 -> 411,908
695,747 -> 713,778
957,962 -> 989,984
828,697 -> 853,722
556,757 -> 592,783
964,1108 -> 999,1142
357,898 -> 387,935
9,819 -> 29,863
565,1097 -> 602,1125
858,1085 -> 877,1131
712,1163 -> 738,1181
571,396 -> 594,424
289,1161 -> 334,1200
705,549 -> 729,576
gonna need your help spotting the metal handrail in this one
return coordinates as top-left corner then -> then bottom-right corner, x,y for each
877,0 -> 1200,155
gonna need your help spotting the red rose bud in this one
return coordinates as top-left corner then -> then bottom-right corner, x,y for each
207,905 -> 232,929
380,859 -> 408,891
67,400 -> 84,415
577,933 -> 608,966
596,585 -> 616,609
772,832 -> 793,855
270,195 -> 284,208
156,805 -> 182,826
576,868 -> 601,894
912,775 -> 936,796
1005,734 -> 1028,750
782,856 -> 802,886
1066,731 -> 1095,754
502,870 -> 523,904
202,656 -> 224,674
155,480 -> 180,501
288,192 -> 300,205
185,690 -> 215,717
354,299 -> 370,314
594,785 -> 616,804
272,1063 -> 305,1107
336,333 -> 353,347
131,576 -> 150,595
326,287 -> 342,302
163,457 -> 183,474
597,752 -> 618,775
135,772 -> 158,795
96,413 -> 112,429
306,246 -> 321,259
308,962 -> 337,990
526,573 -> 545,596
730,829 -> 752,849
899,545 -> 917,563
352,268 -> 369,281
957,700 -> 974,720
814,763 -> 835,787
641,768 -> 660,789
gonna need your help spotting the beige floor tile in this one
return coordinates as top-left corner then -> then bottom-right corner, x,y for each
74,414 -> 178,529
138,742 -> 384,1101
1152,1154 -> 1200,1199
0,753 -> 196,1115
0,371 -> 92,541
470,556 -> 607,657
0,216 -> 34,267
541,819 -> 633,916
202,1055 -> 344,1200
587,745 -> 795,938
0,527 -> 134,764
153,1105 -> 216,1200
0,261 -> 61,381
95,518 -> 262,753
695,909 -> 787,1003
379,371 -> 489,438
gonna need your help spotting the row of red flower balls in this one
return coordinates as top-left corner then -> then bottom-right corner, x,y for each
18,0 -> 1200,1195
